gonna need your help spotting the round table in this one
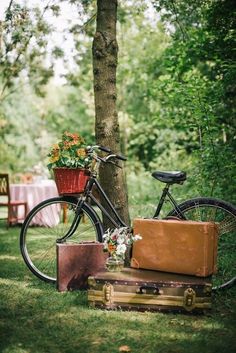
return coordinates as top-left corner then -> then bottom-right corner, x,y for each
10,180 -> 59,226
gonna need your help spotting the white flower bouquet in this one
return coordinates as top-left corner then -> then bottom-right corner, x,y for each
103,227 -> 142,260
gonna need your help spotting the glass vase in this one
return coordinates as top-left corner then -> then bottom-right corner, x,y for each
106,256 -> 124,272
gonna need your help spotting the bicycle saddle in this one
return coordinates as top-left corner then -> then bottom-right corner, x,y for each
152,171 -> 186,184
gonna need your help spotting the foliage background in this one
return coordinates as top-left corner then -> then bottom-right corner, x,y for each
0,0 -> 235,207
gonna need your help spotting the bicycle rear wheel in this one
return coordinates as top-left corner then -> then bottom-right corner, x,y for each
168,197 -> 236,291
20,196 -> 103,283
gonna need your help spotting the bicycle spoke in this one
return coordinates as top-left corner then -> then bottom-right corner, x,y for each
191,204 -> 202,221
218,215 -> 236,235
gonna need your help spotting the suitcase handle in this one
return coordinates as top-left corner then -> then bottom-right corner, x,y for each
137,286 -> 160,295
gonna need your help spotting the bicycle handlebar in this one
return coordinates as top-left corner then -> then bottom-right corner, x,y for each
98,146 -> 112,153
86,145 -> 127,162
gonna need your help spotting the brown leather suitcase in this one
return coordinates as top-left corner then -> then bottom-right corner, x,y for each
131,219 -> 218,277
88,268 -> 212,313
57,242 -> 108,291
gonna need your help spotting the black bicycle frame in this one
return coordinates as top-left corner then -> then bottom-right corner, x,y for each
57,175 -> 187,243
85,177 -> 127,228
85,177 -> 186,223
153,184 -> 187,219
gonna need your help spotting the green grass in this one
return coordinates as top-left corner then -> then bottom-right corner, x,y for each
0,224 -> 236,353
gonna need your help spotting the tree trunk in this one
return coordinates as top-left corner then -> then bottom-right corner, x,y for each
92,0 -> 130,228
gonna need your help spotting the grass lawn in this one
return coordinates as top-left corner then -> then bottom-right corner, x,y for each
0,224 -> 236,353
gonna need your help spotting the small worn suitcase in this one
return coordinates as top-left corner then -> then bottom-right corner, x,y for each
131,219 -> 218,277
88,268 -> 212,313
57,242 -> 108,291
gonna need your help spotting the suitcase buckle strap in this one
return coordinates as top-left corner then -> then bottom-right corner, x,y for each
183,288 -> 196,311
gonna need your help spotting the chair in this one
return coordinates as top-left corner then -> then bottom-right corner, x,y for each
0,174 -> 28,226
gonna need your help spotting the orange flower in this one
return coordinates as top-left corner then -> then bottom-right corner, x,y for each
49,154 -> 59,163
52,143 -> 59,151
63,141 -> 71,150
65,131 -> 85,144
47,131 -> 90,170
108,243 -> 116,254
64,131 -> 83,145
64,131 -> 78,140
77,148 -> 86,157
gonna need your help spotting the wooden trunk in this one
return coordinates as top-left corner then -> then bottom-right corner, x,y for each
131,219 -> 218,277
88,268 -> 212,313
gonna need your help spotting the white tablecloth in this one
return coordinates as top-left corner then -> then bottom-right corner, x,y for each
10,180 -> 59,226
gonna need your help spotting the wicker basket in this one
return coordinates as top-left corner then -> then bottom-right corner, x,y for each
53,168 -> 89,195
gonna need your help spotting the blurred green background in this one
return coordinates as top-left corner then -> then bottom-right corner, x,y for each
1,0 -> 235,209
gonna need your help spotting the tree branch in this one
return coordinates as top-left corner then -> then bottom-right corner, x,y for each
7,0 -> 14,13
169,0 -> 189,42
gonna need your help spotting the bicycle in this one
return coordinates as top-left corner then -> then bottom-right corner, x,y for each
20,145 -> 236,291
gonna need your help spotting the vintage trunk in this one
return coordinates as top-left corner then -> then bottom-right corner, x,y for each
131,219 -> 218,277
57,242 -> 108,291
88,268 -> 212,313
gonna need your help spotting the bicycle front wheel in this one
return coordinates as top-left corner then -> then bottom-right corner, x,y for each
168,197 -> 236,290
20,196 -> 103,283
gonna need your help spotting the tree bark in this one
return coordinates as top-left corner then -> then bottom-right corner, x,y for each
92,0 -> 130,228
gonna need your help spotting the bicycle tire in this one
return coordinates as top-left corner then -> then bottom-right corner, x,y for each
167,197 -> 236,291
20,196 -> 103,283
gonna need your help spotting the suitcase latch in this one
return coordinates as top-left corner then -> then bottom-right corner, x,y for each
103,283 -> 114,305
183,288 -> 196,311
88,276 -> 96,288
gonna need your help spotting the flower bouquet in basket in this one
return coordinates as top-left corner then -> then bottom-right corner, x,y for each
47,131 -> 92,195
103,227 -> 142,272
